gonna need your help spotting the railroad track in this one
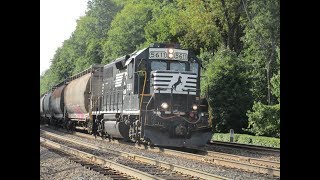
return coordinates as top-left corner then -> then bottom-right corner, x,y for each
141,146 -> 280,177
41,143 -> 132,179
40,126 -> 280,177
209,140 -> 280,154
41,137 -> 160,179
40,129 -> 228,180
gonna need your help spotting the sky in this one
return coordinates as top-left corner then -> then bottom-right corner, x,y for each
40,0 -> 89,75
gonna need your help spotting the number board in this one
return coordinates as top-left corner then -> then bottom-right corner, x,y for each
149,48 -> 188,61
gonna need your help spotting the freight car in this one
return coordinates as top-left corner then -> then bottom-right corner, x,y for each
40,43 -> 212,147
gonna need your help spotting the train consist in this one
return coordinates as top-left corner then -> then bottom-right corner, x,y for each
40,43 -> 212,147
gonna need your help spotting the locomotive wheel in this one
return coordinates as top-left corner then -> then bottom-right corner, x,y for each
144,138 -> 154,147
65,120 -> 74,132
97,122 -> 105,139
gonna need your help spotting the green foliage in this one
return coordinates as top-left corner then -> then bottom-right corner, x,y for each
271,70 -> 280,102
174,0 -> 220,52
145,0 -> 221,54
212,133 -> 230,142
242,0 -> 280,105
102,1 -> 157,64
245,69 -> 280,138
246,102 -> 280,137
40,69 -> 60,95
212,133 -> 280,148
202,47 -> 253,133
237,0 -> 280,138
144,2 -> 180,45
71,0 -> 121,73
207,0 -> 246,54
198,49 -> 214,69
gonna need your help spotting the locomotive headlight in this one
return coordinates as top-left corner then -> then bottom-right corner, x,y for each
161,102 -> 169,109
168,48 -> 174,58
192,104 -> 198,110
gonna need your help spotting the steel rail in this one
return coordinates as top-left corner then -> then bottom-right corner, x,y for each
40,129 -> 228,180
137,145 -> 280,176
40,137 -> 161,180
205,150 -> 280,169
40,127 -> 279,177
41,144 -> 131,179
209,140 -> 280,153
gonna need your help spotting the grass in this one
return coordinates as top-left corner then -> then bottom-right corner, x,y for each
212,133 -> 280,148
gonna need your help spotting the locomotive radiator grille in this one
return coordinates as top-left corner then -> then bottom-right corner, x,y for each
152,71 -> 197,95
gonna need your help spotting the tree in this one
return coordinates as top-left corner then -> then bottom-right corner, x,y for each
40,69 -> 60,95
202,47 -> 253,133
246,101 -> 280,137
242,0 -> 280,105
246,69 -> 280,137
102,1 -> 157,63
145,0 -> 222,55
40,0 -> 120,93
242,0 -> 280,137
207,0 -> 246,54
71,0 -> 121,73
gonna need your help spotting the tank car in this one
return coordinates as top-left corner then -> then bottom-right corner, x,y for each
63,66 -> 104,131
40,94 -> 46,123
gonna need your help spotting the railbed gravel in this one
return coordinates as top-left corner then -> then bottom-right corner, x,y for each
40,145 -> 110,180
203,145 -> 280,162
41,127 -> 279,180
41,134 -> 198,179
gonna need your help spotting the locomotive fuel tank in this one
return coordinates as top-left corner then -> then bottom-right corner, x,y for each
64,73 -> 91,120
50,85 -> 66,119
103,121 -> 129,139
43,92 -> 52,118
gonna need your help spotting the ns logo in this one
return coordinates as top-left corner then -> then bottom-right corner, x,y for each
172,76 -> 182,91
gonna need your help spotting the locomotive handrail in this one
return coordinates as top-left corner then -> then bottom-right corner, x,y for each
145,94 -> 154,122
137,71 -> 147,115
154,87 -> 201,94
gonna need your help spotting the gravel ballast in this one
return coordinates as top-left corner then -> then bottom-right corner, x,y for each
204,145 -> 280,162
40,145 -> 110,180
41,127 -> 280,180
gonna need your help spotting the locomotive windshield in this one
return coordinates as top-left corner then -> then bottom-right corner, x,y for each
150,60 -> 197,73
170,62 -> 186,71
190,62 -> 198,74
151,60 -> 167,71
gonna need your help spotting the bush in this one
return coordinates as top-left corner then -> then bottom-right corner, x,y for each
245,71 -> 280,138
201,47 -> 253,133
246,102 -> 280,137
212,133 -> 280,148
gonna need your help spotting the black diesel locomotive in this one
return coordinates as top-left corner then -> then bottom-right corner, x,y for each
40,43 -> 212,147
